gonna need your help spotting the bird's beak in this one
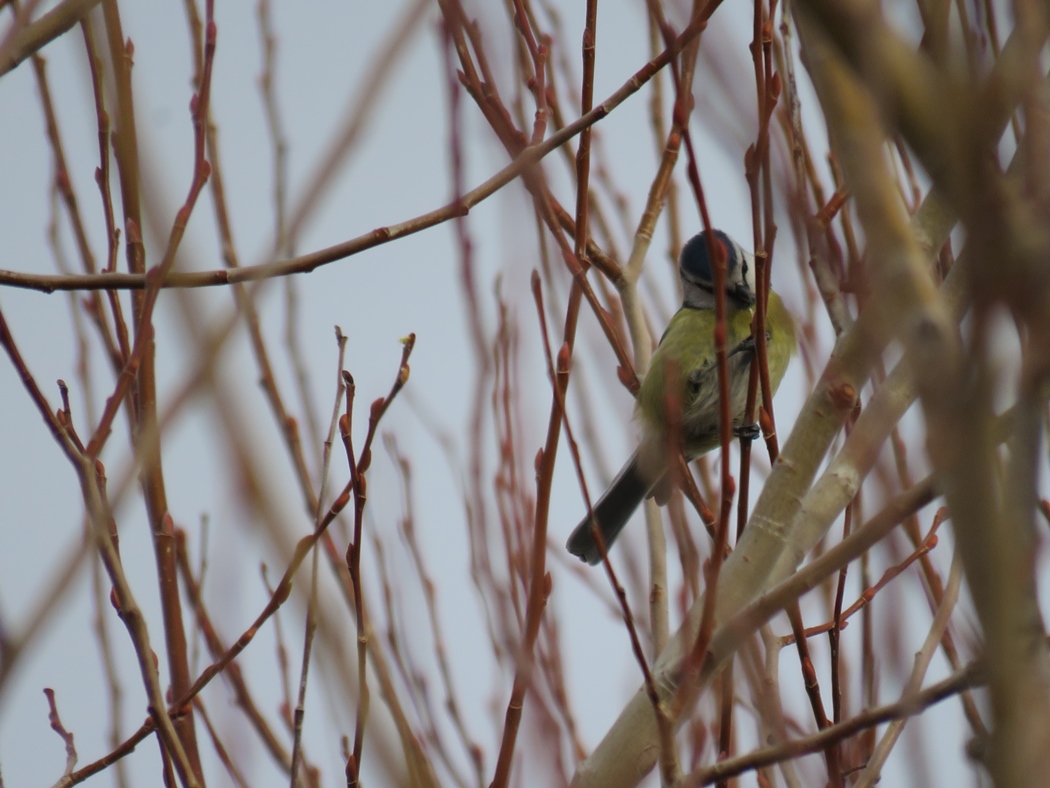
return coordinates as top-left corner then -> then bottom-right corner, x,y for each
732,283 -> 756,306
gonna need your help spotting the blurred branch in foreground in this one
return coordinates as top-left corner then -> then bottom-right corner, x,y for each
1,0 -> 1049,787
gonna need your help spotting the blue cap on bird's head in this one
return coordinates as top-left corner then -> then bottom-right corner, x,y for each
679,230 -> 757,309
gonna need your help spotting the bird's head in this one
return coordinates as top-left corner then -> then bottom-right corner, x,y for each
679,229 -> 756,310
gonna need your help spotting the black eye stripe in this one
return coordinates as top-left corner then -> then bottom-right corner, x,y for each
679,231 -> 756,297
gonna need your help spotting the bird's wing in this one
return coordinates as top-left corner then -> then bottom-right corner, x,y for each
685,332 -> 757,403
637,307 -> 762,456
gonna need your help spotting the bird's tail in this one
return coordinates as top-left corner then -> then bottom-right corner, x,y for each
566,452 -> 657,565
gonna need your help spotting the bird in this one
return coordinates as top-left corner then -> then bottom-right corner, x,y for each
565,229 -> 796,565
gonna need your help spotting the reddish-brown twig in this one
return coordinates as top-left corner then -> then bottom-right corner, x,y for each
0,2 -> 723,297
573,0 -> 598,262
339,335 -> 415,784
79,18 -> 131,365
174,533 -> 294,775
489,283 -> 574,788
0,305 -> 199,788
194,699 -> 249,788
681,661 -> 984,786
785,525 -> 942,645
385,435 -> 485,785
532,272 -> 672,769
29,48 -> 123,373
44,688 -> 78,776
784,601 -> 839,783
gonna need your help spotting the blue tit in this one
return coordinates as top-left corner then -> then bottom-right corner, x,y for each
566,229 -> 796,565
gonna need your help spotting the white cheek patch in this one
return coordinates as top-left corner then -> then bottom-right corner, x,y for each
741,249 -> 757,294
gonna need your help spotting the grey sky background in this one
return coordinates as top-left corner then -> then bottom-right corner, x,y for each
0,0 -> 1004,785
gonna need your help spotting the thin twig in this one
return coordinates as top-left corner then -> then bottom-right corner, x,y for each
682,660 -> 984,786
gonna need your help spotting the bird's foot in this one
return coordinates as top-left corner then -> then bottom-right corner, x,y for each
733,423 -> 760,442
